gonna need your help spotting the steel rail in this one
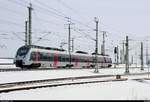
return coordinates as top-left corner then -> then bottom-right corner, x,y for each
0,72 -> 150,93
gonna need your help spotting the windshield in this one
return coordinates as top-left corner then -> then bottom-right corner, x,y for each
16,46 -> 29,57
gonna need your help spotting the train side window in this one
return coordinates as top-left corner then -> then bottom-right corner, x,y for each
89,57 -> 93,63
109,58 -> 112,63
49,54 -> 54,61
78,58 -> 81,62
40,52 -> 43,61
49,56 -> 53,61
105,58 -> 108,63
93,58 -> 96,63
108,58 -> 111,63
40,52 -> 44,61
61,55 -> 65,62
102,57 -> 105,63
63,55 -> 69,62
83,58 -> 86,62
83,57 -> 86,62
72,57 -> 75,62
103,57 -> 106,63
58,56 -> 62,62
46,53 -> 49,61
43,52 -> 48,61
62,57 -> 66,62
98,57 -> 103,63
47,53 -> 50,61
66,57 -> 69,62
81,58 -> 84,62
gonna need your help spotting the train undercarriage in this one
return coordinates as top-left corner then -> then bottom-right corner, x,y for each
15,60 -> 112,69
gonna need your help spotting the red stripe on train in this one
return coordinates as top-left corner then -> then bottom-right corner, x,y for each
36,52 -> 39,62
53,52 -> 58,67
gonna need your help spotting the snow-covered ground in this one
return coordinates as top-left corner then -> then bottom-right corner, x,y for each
0,58 -> 150,100
0,58 -> 17,69
0,58 -> 13,64
0,65 -> 17,69
0,67 -> 149,84
1,78 -> 150,100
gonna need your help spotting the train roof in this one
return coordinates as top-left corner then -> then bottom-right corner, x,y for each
75,51 -> 88,54
21,45 -> 66,52
19,45 -> 111,57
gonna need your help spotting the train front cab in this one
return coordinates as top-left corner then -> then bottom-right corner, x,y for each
15,46 -> 30,68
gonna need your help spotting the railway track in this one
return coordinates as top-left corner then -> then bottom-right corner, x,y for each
0,74 -> 122,93
0,72 -> 150,93
0,67 -> 95,72
0,67 -> 118,72
0,68 -> 57,72
0,66 -> 148,72
0,67 -> 148,72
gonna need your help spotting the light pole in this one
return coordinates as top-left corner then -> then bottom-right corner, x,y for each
141,42 -> 144,70
148,63 -> 149,78
94,17 -> 99,73
125,36 -> 129,74
146,40 -> 149,78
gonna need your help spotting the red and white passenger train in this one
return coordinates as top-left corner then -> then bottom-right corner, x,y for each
14,45 -> 112,69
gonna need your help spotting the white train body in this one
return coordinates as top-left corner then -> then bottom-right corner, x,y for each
14,45 -> 112,69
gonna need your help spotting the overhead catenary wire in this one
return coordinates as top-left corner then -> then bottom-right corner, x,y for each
8,0 -> 66,22
33,0 -> 88,32
3,0 -> 136,51
32,0 -> 95,30
0,18 -> 24,27
7,0 -> 27,8
32,32 -> 51,44
32,10 -> 61,27
21,0 -> 96,39
73,28 -> 95,41
56,0 -> 90,20
56,0 -> 79,14
32,2 -> 66,20
0,5 -> 25,16
5,0 -> 138,43
55,0 -> 94,29
29,1 -> 96,46
35,0 -> 67,17
9,32 -> 25,42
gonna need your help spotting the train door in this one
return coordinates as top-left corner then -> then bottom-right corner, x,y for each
32,51 -> 41,68
35,51 -> 40,62
86,59 -> 90,68
99,56 -> 104,68
53,52 -> 58,67
103,57 -> 107,68
85,56 -> 90,68
75,57 -> 79,67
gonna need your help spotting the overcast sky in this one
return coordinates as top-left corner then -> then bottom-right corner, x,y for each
0,0 -> 150,63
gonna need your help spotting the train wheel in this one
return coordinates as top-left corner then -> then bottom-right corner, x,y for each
30,63 -> 41,69
108,64 -> 112,68
62,66 -> 66,68
66,64 -> 73,68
